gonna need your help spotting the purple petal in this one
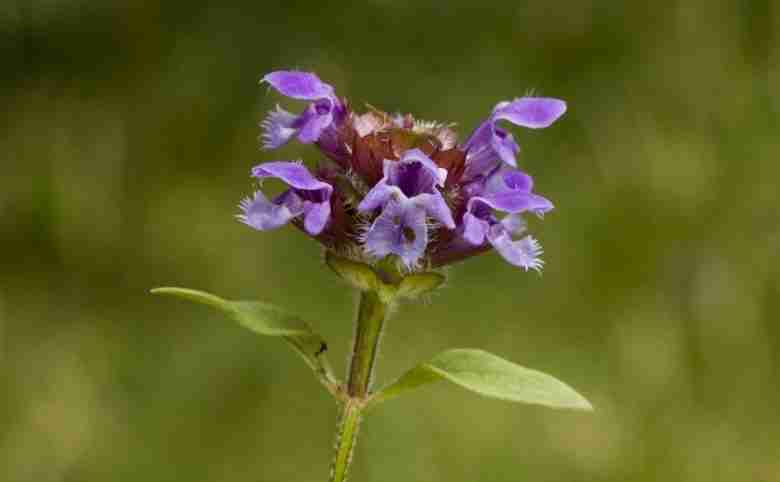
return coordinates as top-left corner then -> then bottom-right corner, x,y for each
302,201 -> 331,235
247,162 -> 332,233
484,167 -> 533,194
462,212 -> 490,245
474,167 -> 553,215
500,213 -> 527,235
252,161 -> 332,194
260,106 -> 298,149
502,168 -> 534,191
463,119 -> 492,152
470,192 -> 553,215
262,71 -> 334,101
360,151 -> 451,220
462,148 -> 502,182
382,151 -> 447,199
297,103 -> 334,144
238,190 -> 302,231
494,97 -> 567,129
487,225 -> 544,271
462,96 -> 566,179
463,122 -> 521,179
362,201 -> 428,268
414,192 -> 455,229
358,180 -> 397,213
298,114 -> 333,144
397,149 -> 447,187
492,128 -> 520,167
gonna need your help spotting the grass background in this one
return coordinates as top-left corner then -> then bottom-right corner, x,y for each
2,1 -> 779,481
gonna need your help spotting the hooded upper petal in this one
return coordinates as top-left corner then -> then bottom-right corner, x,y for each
380,149 -> 447,198
262,71 -> 335,100
359,150 -> 450,215
493,98 -> 567,129
252,161 -> 333,194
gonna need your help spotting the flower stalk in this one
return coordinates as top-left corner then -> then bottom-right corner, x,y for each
347,290 -> 388,398
330,399 -> 363,482
330,287 -> 390,482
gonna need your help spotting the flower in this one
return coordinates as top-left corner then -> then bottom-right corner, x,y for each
260,71 -> 347,149
239,161 -> 332,235
462,97 -> 567,181
242,70 -> 565,272
460,167 -> 553,271
358,149 -> 455,268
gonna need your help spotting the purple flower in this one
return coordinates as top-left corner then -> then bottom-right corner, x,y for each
239,161 -> 333,235
462,97 -> 566,181
460,167 -> 553,271
357,149 -> 455,268
242,69 -> 566,273
260,71 -> 346,149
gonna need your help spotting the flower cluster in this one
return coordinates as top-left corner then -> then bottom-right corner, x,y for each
239,70 -> 565,272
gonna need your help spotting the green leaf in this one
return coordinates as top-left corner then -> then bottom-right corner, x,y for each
370,348 -> 593,411
324,251 -> 447,302
151,287 -> 338,391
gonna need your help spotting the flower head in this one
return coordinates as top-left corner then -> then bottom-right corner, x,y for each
242,70 -> 565,273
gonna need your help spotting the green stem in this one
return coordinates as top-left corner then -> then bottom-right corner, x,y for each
330,400 -> 362,482
347,290 -> 388,398
329,290 -> 389,482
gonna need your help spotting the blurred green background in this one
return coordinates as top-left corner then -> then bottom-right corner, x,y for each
2,1 -> 779,481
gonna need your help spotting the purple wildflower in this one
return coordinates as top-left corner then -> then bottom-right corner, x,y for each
358,149 -> 455,268
260,71 -> 347,149
460,167 -> 553,271
462,98 -> 566,181
242,69 -> 566,272
239,161 -> 332,235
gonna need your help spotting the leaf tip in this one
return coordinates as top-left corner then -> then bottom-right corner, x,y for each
150,287 -> 184,297
570,396 -> 595,412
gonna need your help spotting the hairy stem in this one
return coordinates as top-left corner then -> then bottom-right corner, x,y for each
329,400 -> 362,482
329,290 -> 389,482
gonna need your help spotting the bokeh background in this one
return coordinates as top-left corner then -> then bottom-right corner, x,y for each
2,1 -> 779,481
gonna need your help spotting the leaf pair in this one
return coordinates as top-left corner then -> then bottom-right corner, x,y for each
151,287 -> 592,412
325,252 -> 446,302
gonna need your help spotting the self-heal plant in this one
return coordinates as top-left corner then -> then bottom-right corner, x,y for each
153,70 -> 592,482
